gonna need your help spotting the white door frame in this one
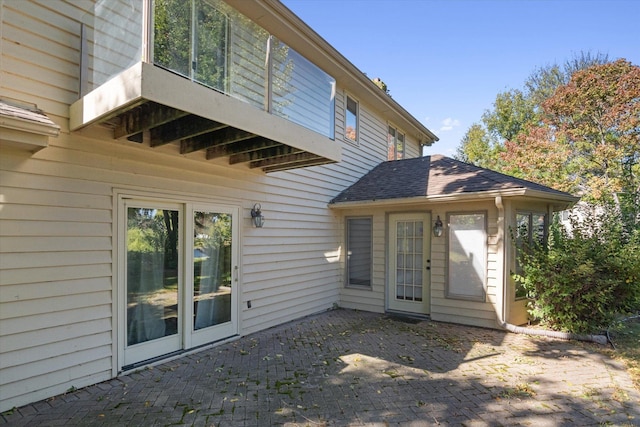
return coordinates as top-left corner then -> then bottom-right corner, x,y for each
115,194 -> 240,371
387,212 -> 431,315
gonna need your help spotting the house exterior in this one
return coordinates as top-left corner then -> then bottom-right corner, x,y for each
0,0 -> 577,412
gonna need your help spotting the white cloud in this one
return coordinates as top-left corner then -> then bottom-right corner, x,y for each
439,117 -> 461,132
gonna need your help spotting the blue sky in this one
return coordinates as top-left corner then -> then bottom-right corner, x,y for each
282,0 -> 640,157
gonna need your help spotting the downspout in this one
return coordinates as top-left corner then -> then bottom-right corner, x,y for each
494,196 -> 608,345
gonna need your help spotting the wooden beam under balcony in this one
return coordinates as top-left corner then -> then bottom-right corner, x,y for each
250,151 -> 322,169
114,102 -> 189,139
150,115 -> 226,147
206,137 -> 280,159
180,127 -> 255,154
228,144 -> 303,165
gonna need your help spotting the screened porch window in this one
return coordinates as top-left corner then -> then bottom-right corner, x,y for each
346,217 -> 372,287
515,212 -> 546,300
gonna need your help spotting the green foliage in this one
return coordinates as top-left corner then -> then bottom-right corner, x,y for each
482,89 -> 536,142
456,52 -> 636,205
516,202 -> 640,334
455,123 -> 503,169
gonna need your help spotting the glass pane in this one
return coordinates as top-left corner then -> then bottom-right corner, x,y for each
396,270 -> 404,285
345,96 -> 357,141
154,0 -> 192,78
347,218 -> 372,286
127,207 -> 179,346
533,214 -> 546,244
194,0 -> 228,91
405,286 -> 413,299
396,132 -> 405,160
406,222 -> 414,237
271,37 -> 335,138
448,213 -> 486,299
194,211 -> 232,330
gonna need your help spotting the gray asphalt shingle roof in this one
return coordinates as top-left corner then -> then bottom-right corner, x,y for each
330,154 -> 575,204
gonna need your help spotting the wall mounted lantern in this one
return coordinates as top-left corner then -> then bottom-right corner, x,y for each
433,215 -> 443,237
251,203 -> 265,228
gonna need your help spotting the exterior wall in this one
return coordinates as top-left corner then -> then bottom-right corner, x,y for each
0,0 -> 426,412
337,201 -> 503,330
505,199 -> 555,326
430,201 -> 501,329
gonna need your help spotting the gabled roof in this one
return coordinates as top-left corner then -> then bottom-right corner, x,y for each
329,155 -> 579,208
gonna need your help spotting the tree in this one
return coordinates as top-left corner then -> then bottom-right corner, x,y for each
542,59 -> 640,206
525,52 -> 609,109
500,124 -> 575,193
457,52 -> 610,177
482,89 -> 536,142
455,123 -> 502,169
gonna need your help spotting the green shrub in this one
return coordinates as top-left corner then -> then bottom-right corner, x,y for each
516,202 -> 640,334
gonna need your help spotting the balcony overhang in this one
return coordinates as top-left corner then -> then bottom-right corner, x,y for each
70,62 -> 341,173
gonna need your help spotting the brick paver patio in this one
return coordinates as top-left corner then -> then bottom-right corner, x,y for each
2,309 -> 639,426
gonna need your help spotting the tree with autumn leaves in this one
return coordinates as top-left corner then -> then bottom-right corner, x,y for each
459,57 -> 639,208
458,57 -> 640,333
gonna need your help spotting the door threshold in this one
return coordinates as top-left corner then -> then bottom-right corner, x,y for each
385,311 -> 430,324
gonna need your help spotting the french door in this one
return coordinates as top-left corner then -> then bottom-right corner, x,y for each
120,198 -> 238,368
388,213 -> 431,315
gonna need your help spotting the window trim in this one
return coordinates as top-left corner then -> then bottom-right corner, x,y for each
344,94 -> 359,144
387,124 -> 405,160
345,216 -> 373,289
445,211 -> 488,302
514,211 -> 548,300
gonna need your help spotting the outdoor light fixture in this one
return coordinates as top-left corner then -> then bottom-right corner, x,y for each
433,215 -> 443,237
251,203 -> 265,228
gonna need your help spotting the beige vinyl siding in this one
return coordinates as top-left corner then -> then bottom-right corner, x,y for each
1,0 -> 91,122
0,0 -> 429,411
339,208 -> 386,313
430,202 -> 500,329
0,149 -> 114,409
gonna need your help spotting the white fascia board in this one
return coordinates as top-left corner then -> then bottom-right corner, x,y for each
69,62 -> 144,131
329,189 -> 579,210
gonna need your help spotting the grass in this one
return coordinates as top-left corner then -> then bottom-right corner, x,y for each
604,316 -> 640,390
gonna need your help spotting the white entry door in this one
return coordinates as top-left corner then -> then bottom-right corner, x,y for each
120,198 -> 238,368
388,213 -> 431,315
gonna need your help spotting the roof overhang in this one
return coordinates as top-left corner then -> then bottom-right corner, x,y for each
69,62 -> 341,173
227,0 -> 438,146
0,99 -> 60,152
329,188 -> 580,211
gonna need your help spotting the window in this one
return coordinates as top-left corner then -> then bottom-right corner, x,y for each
447,212 -> 487,301
515,212 -> 547,299
346,217 -> 372,287
345,95 -> 358,142
387,125 -> 405,160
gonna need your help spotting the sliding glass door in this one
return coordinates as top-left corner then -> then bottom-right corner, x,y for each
121,198 -> 238,367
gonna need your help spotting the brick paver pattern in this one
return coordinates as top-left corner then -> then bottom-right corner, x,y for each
2,309 -> 639,426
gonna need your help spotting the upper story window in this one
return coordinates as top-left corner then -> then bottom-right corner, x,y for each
387,125 -> 405,160
345,95 -> 358,143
